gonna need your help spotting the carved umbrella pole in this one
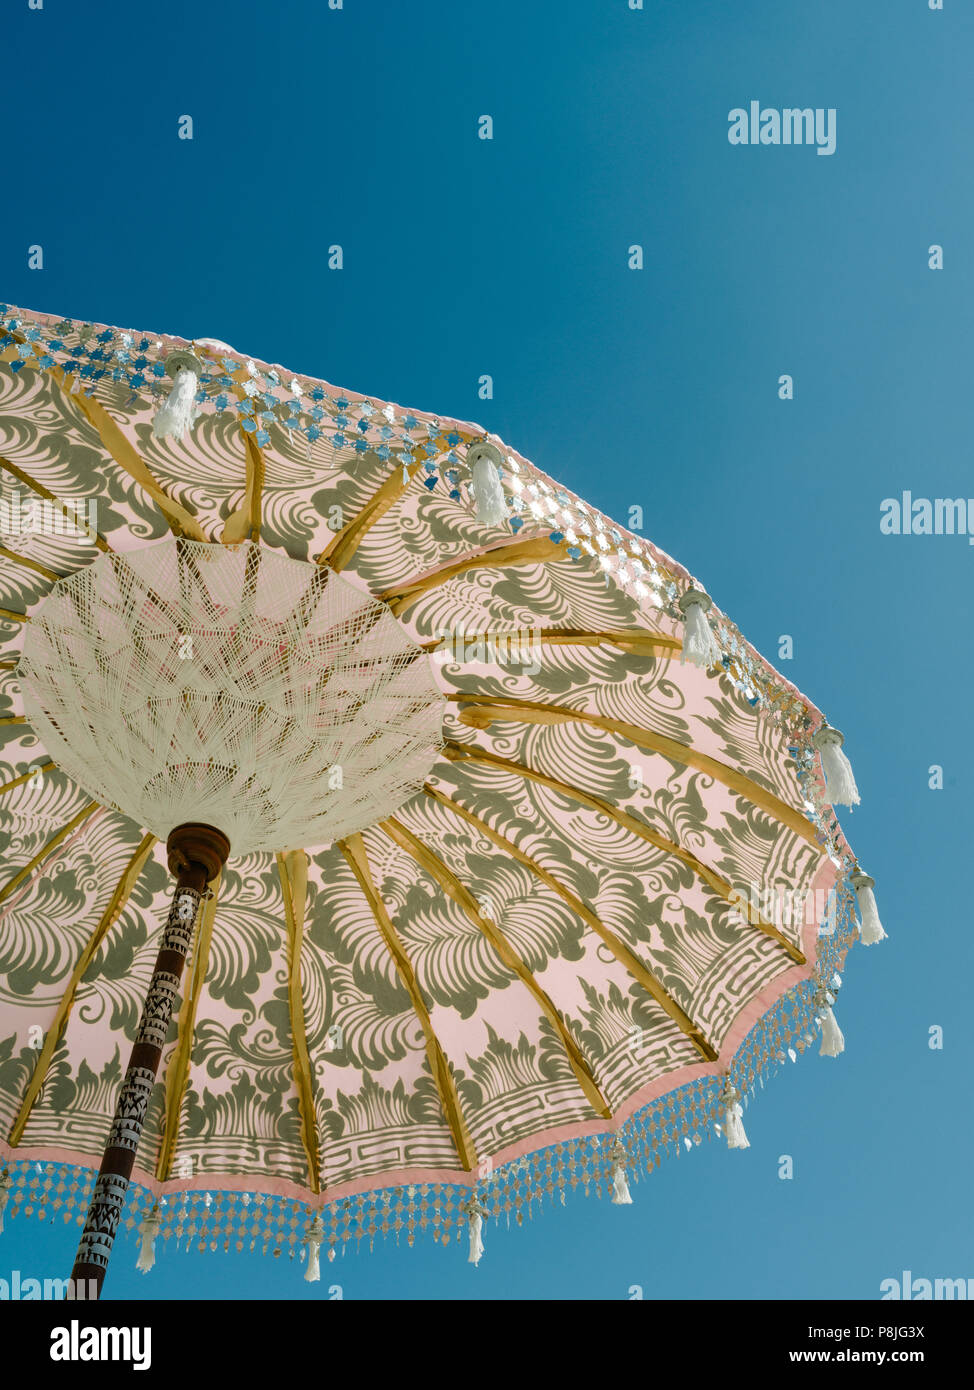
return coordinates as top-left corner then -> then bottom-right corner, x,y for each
68,823 -> 231,1299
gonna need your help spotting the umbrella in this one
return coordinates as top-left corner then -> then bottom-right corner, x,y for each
0,302 -> 885,1297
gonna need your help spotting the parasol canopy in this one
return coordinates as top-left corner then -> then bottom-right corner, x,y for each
0,303 -> 884,1289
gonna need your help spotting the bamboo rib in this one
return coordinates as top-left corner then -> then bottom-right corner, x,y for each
318,460 -> 427,573
47,364 -> 208,542
420,627 -> 683,659
0,762 -> 55,797
277,850 -> 322,1194
220,376 -> 266,544
441,743 -> 806,965
377,536 -> 568,618
8,834 -> 156,1146
448,692 -> 818,847
0,546 -> 61,583
378,815 -> 613,1117
0,453 -> 110,552
0,803 -> 100,907
155,868 -> 223,1180
422,784 -> 717,1061
338,833 -> 478,1170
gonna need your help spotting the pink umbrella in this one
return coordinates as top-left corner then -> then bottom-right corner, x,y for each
0,303 -> 884,1296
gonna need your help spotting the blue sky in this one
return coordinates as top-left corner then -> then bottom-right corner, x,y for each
2,0 -> 972,1299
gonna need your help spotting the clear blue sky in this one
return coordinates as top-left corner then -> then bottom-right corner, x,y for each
2,0 -> 971,1300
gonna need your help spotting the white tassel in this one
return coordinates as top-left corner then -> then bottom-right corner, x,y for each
195,337 -> 236,356
813,725 -> 860,808
721,1081 -> 749,1149
152,366 -> 200,441
819,1006 -> 845,1057
852,871 -> 886,945
467,1210 -> 485,1266
608,1136 -> 633,1204
679,590 -> 722,670
135,1207 -> 161,1273
611,1163 -> 633,1205
0,1170 -> 12,1234
468,443 -> 508,526
304,1216 -> 324,1283
815,986 -> 844,1056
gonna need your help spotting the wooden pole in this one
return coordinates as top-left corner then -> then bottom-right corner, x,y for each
67,824 -> 230,1300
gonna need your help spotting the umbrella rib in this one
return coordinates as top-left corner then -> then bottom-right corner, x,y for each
7,834 -> 156,1146
422,784 -> 718,1062
447,693 -> 819,848
220,378 -> 266,543
337,833 -> 479,1171
317,460 -> 426,572
378,814 -> 613,1119
0,802 -> 100,907
61,381 -> 210,542
441,742 -> 807,966
277,850 -> 322,1195
2,330 -> 207,542
19,336 -> 209,541
155,866 -> 223,1180
420,627 -> 683,658
0,761 -> 56,796
0,453 -> 111,552
0,545 -> 62,583
377,534 -> 569,618
0,608 -> 27,625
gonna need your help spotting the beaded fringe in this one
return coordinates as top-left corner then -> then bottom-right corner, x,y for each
1,887 -> 859,1268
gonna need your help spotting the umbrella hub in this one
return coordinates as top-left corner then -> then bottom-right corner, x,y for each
17,538 -> 445,855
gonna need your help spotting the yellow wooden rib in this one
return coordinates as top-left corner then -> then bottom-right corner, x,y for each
338,833 -> 478,1170
8,834 -> 156,1145
0,761 -> 55,797
155,867 -> 223,1180
442,742 -> 806,965
0,546 -> 61,583
220,375 -> 266,544
318,460 -> 427,572
423,785 -> 717,1061
277,850 -> 322,1194
0,803 -> 100,907
379,815 -> 612,1117
377,535 -> 568,618
48,366 -> 208,542
420,627 -> 682,658
0,453 -> 110,552
448,693 -> 818,847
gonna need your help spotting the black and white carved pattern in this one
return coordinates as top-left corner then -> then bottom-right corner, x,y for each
107,1066 -> 157,1153
161,889 -> 202,956
135,971 -> 181,1050
74,1173 -> 130,1271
